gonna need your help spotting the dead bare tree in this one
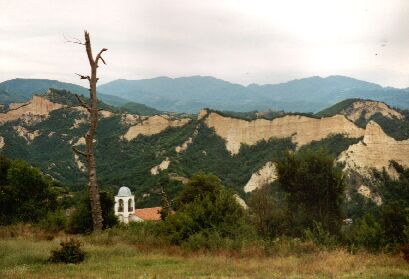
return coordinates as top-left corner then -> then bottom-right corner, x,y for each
71,31 -> 107,231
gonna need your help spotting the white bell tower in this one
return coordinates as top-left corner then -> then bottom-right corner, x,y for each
114,186 -> 135,223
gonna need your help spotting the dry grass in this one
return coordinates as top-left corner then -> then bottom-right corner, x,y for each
0,235 -> 408,279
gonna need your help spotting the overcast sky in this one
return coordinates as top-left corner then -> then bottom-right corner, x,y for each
1,0 -> 409,87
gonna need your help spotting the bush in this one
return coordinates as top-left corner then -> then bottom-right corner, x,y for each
305,221 -> 338,249
263,237 -> 319,257
347,214 -> 383,252
67,191 -> 118,234
160,173 -> 255,248
49,238 -> 85,264
39,210 -> 67,233
401,244 -> 409,262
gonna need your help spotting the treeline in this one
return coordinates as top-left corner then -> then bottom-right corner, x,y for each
1,150 -> 409,254
142,150 -> 409,252
0,156 -> 116,233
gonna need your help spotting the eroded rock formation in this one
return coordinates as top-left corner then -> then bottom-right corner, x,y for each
357,185 -> 382,205
0,96 -> 64,124
74,154 -> 86,172
244,161 -> 277,192
203,110 -> 365,154
121,114 -> 142,126
175,128 -> 199,153
338,121 -> 409,175
150,158 -> 171,175
340,101 -> 404,122
123,115 -> 191,141
70,117 -> 88,129
13,126 -> 41,143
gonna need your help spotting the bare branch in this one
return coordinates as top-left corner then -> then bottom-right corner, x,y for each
95,48 -> 108,66
99,55 -> 106,65
64,34 -> 85,45
75,73 -> 91,81
84,31 -> 95,66
74,94 -> 91,112
72,146 -> 88,157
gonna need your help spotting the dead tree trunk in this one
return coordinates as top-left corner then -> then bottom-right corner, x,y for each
72,31 -> 107,231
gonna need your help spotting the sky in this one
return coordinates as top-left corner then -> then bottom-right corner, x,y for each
1,0 -> 409,88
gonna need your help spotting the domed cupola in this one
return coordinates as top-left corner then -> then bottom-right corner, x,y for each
117,186 -> 132,197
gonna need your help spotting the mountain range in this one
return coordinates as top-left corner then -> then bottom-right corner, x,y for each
97,75 -> 409,113
1,75 -> 409,113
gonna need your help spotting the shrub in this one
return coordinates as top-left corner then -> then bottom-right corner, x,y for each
49,238 -> 85,264
263,237 -> 319,256
401,244 -> 409,262
305,221 -> 338,249
67,191 -> 118,234
348,214 -> 383,252
160,173 -> 255,248
39,210 -> 67,233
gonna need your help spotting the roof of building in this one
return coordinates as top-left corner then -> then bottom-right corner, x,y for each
117,186 -> 132,197
134,207 -> 162,221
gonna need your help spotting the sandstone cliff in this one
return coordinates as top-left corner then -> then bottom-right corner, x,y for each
203,110 -> 365,154
121,114 -> 142,126
244,161 -> 277,192
151,158 -> 171,175
0,96 -> 64,124
13,126 -> 41,143
338,121 -> 409,175
123,115 -> 191,141
175,127 -> 199,153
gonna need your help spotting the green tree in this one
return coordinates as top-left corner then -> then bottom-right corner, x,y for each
67,191 -> 118,234
349,214 -> 383,251
276,149 -> 345,235
247,182 -> 288,238
0,158 -> 57,225
380,202 -> 409,245
160,172 -> 254,247
175,171 -> 223,207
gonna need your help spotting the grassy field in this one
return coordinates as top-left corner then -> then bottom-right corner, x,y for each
1,236 -> 408,279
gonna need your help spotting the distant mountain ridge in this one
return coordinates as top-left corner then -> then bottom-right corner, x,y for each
2,76 -> 409,113
0,78 -> 161,115
0,78 -> 129,106
97,75 -> 409,113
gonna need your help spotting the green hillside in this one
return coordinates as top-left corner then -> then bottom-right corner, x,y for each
0,78 -> 129,107
120,102 -> 162,115
0,89 -> 380,207
316,98 -> 409,140
315,98 -> 361,117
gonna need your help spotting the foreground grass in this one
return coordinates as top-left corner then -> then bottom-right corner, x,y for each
0,237 -> 408,279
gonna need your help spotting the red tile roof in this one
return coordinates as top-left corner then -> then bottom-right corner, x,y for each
134,207 -> 162,221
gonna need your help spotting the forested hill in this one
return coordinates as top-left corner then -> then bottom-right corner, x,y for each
1,88 -> 409,208
0,78 -> 158,112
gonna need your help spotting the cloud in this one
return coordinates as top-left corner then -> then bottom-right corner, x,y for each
1,0 -> 409,87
